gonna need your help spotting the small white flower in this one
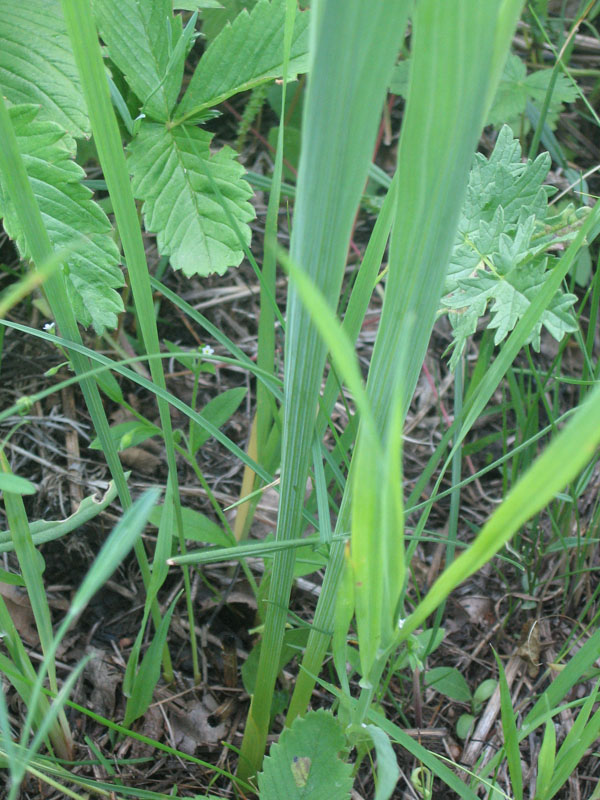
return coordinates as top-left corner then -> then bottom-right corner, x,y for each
43,322 -> 56,333
397,617 -> 406,630
201,344 -> 214,356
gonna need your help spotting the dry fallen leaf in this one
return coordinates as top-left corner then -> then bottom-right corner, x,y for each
0,584 -> 39,645
170,694 -> 228,754
517,619 -> 541,678
84,646 -> 121,718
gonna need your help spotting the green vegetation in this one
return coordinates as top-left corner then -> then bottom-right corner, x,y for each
0,0 -> 599,797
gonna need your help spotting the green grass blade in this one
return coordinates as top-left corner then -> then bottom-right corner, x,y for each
0,451 -> 72,760
398,379 -> 600,642
60,0 -> 196,680
238,0 -> 411,779
18,490 -> 160,761
288,0 -> 522,723
494,650 -> 523,800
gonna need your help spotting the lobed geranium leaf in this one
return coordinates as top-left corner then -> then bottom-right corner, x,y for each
487,53 -> 578,131
176,0 -> 309,120
442,126 -> 579,369
0,105 -> 124,333
127,121 -> 255,276
0,0 -> 89,138
93,0 -> 184,122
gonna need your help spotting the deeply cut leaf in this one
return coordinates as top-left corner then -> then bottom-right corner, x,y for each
176,0 -> 309,120
0,105 -> 124,333
0,0 -> 89,138
442,126 -> 579,368
127,121 -> 254,275
93,0 -> 184,122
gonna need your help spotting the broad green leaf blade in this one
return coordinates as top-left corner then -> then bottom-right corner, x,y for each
425,667 -> 472,703
0,105 -> 124,333
93,0 -> 183,121
176,0 -> 309,120
365,725 -> 400,800
0,474 -> 36,495
241,0 -> 411,776
0,0 -> 89,137
257,710 -> 352,800
370,0 -> 515,424
123,596 -> 178,727
127,122 -> 254,275
351,430 -> 384,678
287,0 -> 528,724
191,386 -> 247,453
149,504 -> 232,547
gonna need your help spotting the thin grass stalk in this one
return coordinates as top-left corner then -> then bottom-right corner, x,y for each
238,0 -> 411,779
256,0 -> 295,461
60,0 -> 193,682
397,378 -> 600,645
0,82 -> 176,674
0,322 -> 276,480
0,452 -> 72,760
288,0 -> 524,723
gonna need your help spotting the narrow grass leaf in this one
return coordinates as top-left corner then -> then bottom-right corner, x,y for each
124,596 -> 179,728
494,650 -> 523,800
0,473 -> 36,495
240,0 -> 411,756
0,450 -> 72,759
289,0 -> 521,723
368,708 -> 480,800
399,379 -> 600,640
535,715 -> 556,799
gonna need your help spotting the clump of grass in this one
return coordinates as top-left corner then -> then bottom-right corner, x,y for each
0,0 -> 599,797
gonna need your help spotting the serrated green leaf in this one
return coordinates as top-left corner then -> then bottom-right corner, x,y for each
0,104 -> 124,333
258,710 -> 352,800
0,0 -> 89,138
442,126 -> 579,369
200,0 -> 258,43
93,0 -> 184,122
127,121 -> 254,276
176,0 -> 309,120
